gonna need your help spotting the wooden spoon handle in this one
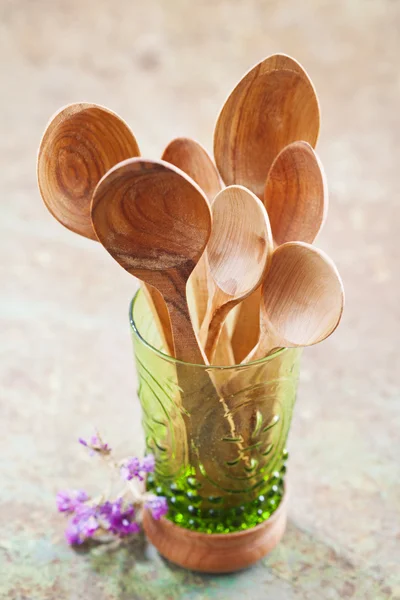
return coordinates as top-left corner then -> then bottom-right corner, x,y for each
162,274 -> 206,365
213,324 -> 235,366
242,326 -> 279,363
141,284 -> 174,356
230,288 -> 261,362
187,255 -> 211,330
200,297 -> 233,363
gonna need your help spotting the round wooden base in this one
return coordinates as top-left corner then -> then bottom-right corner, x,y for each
143,493 -> 287,573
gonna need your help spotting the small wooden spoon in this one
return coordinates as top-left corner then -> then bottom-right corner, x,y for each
37,103 -> 173,356
231,140 -> 328,361
244,242 -> 344,362
161,137 -> 221,330
214,53 -> 320,201
264,141 -> 328,245
199,185 -> 273,362
91,158 -> 211,364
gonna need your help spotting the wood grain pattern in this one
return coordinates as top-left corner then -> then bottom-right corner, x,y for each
219,54 -> 320,362
233,141 -> 327,363
161,137 -> 221,330
213,53 -> 320,201
200,186 -> 273,362
37,103 -> 174,356
245,242 -> 344,362
143,492 -> 288,573
264,141 -> 328,246
37,102 -> 140,239
162,137 -> 221,203
91,158 -> 211,364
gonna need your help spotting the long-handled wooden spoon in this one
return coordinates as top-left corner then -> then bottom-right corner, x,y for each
91,158 -> 211,365
161,137 -> 221,329
37,103 -> 173,355
199,185 -> 273,362
244,242 -> 344,363
232,140 -> 328,361
213,53 -> 320,201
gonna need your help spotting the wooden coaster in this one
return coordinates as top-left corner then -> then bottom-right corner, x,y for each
143,493 -> 287,573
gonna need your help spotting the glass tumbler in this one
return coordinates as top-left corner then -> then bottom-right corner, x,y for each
130,290 -> 301,572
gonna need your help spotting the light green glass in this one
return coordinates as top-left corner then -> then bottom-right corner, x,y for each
130,290 -> 301,534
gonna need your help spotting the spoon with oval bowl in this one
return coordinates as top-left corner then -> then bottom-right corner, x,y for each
37,103 -> 173,356
161,137 -> 221,329
231,140 -> 328,361
213,53 -> 320,200
91,158 -> 211,365
244,242 -> 344,363
215,54 -> 321,360
199,185 -> 273,363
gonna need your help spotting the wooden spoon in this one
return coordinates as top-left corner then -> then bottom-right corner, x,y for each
199,185 -> 273,362
161,137 -> 221,330
37,103 -> 173,356
37,102 -> 140,239
244,242 -> 344,362
91,158 -> 211,364
213,53 -> 320,200
161,137 -> 221,203
232,140 -> 328,361
264,141 -> 328,245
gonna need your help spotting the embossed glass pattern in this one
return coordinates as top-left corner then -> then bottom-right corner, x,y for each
130,291 -> 301,533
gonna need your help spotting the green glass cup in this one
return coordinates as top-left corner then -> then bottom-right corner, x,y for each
130,290 -> 301,570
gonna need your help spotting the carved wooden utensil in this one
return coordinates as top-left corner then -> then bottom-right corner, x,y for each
162,137 -> 221,204
161,137 -> 221,329
91,158 -> 211,364
37,102 -> 140,239
244,242 -> 344,363
232,140 -> 328,361
264,141 -> 328,246
215,54 -> 321,360
213,53 -> 320,201
199,185 -> 273,362
37,103 -> 173,356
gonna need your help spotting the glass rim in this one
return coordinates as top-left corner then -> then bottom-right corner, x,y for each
129,290 -> 288,370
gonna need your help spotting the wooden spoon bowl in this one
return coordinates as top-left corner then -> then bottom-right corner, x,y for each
264,141 -> 328,246
200,185 -> 273,361
91,158 -> 211,364
37,103 -> 140,240
245,242 -> 344,362
214,54 -> 320,200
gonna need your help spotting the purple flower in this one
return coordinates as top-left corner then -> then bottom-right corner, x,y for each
120,454 -> 155,481
65,521 -> 83,545
56,489 -> 89,513
79,434 -> 111,456
99,498 -> 140,537
120,457 -> 141,481
65,506 -> 98,545
141,454 -> 155,473
145,495 -> 168,520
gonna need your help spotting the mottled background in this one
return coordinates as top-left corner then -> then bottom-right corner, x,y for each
1,0 -> 399,598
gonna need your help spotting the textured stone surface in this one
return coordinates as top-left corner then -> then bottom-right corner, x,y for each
1,0 -> 399,598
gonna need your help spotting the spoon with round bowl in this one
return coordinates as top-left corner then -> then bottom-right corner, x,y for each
91,158 -> 211,365
161,137 -> 221,329
199,185 -> 273,363
215,54 -> 321,360
231,140 -> 328,361
37,102 -> 173,356
244,242 -> 344,363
